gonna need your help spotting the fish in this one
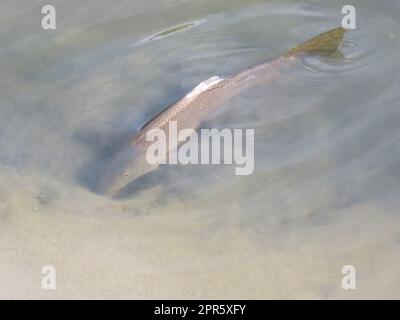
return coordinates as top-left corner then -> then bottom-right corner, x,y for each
97,27 -> 347,197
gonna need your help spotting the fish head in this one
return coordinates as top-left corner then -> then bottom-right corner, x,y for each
97,144 -> 160,197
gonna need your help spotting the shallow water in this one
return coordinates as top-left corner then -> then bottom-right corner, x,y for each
1,0 -> 400,299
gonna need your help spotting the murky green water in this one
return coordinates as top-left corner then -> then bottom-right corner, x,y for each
1,0 -> 400,299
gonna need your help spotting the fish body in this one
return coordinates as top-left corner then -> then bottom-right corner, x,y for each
97,27 -> 347,197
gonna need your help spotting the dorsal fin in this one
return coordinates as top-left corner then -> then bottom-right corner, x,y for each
137,76 -> 224,131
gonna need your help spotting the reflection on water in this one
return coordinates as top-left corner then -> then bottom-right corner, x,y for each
1,0 -> 400,298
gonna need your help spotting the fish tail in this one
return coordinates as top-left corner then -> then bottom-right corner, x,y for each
284,27 -> 347,58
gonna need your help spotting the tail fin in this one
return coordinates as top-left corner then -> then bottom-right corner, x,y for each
284,27 -> 346,58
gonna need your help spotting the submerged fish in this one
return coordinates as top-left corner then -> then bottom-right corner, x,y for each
97,27 -> 347,197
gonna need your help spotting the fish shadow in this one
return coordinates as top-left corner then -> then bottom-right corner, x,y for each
74,127 -> 184,198
74,127 -> 135,193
